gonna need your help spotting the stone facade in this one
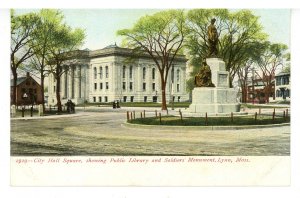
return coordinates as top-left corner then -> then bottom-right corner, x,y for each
48,45 -> 188,105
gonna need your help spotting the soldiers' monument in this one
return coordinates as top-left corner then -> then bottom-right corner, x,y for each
189,18 -> 240,114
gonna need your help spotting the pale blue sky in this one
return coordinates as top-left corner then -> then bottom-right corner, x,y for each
16,9 -> 290,50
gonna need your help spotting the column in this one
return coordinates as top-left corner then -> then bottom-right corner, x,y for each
74,65 -> 80,99
64,68 -> 68,99
71,66 -> 75,99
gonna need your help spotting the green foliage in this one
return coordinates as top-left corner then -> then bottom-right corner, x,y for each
117,10 -> 188,110
186,9 -> 269,87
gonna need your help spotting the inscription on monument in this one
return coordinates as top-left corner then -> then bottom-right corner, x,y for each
218,74 -> 228,87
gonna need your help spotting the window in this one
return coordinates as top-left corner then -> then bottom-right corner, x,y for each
122,66 -> 126,78
32,81 -> 36,86
143,83 -> 146,91
178,96 -> 181,102
105,96 -> 108,102
176,69 -> 180,81
105,66 -> 109,78
143,67 -> 146,79
144,96 -> 147,102
129,82 -> 133,91
153,96 -> 158,102
93,97 -> 96,102
152,68 -> 155,80
130,96 -> 134,102
177,84 -> 180,92
100,67 -> 103,79
26,80 -> 30,85
100,83 -> 103,90
34,89 -> 37,94
53,86 -> 56,92
152,83 -> 155,91
106,82 -> 109,89
276,78 -> 281,86
129,66 -> 133,79
123,96 -> 127,102
171,66 -> 174,82
99,97 -> 102,102
94,83 -> 97,90
123,82 -> 126,90
94,67 -> 97,79
21,88 -> 26,93
286,89 -> 290,97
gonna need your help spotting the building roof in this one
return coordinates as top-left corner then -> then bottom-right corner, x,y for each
103,43 -> 119,49
10,77 -> 27,86
276,72 -> 290,77
62,45 -> 187,63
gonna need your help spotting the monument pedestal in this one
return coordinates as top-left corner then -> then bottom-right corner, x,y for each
189,87 -> 240,113
188,58 -> 240,114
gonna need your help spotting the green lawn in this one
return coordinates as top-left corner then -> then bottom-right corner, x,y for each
241,103 -> 289,109
128,115 -> 290,126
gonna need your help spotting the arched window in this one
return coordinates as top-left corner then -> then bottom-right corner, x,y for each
105,66 -> 109,78
93,67 -> 97,79
152,68 -> 155,80
123,66 -> 126,78
129,66 -> 133,79
143,67 -> 146,80
171,67 -> 174,82
99,67 -> 103,79
176,69 -> 180,81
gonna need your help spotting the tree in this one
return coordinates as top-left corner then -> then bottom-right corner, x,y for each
281,53 -> 290,73
117,10 -> 187,110
29,9 -> 65,111
47,24 -> 85,112
236,41 -> 267,102
10,10 -> 39,105
186,9 -> 268,89
255,42 -> 288,103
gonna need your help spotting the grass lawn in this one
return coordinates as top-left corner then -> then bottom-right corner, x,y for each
128,115 -> 290,126
241,103 -> 289,109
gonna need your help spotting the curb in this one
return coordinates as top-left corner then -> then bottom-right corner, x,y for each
123,122 -> 290,131
10,113 -> 84,120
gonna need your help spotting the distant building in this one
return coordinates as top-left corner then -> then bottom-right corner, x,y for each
275,72 -> 290,101
247,76 -> 275,104
10,72 -> 43,105
47,44 -> 188,105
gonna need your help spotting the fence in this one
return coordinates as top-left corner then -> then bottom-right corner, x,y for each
11,104 -> 72,118
125,108 -> 290,125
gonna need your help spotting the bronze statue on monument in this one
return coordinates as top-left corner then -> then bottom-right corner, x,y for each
207,18 -> 218,57
194,60 -> 215,87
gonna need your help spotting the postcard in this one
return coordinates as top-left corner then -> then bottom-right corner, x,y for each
7,8 -> 292,187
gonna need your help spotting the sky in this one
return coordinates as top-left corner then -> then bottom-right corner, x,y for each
15,9 -> 291,51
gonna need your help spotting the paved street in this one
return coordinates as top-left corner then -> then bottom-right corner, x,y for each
11,108 -> 290,156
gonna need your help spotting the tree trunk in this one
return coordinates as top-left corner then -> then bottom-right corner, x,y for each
241,85 -> 247,103
55,66 -> 62,113
12,69 -> 18,105
40,73 -> 45,111
160,76 -> 167,110
265,85 -> 270,103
